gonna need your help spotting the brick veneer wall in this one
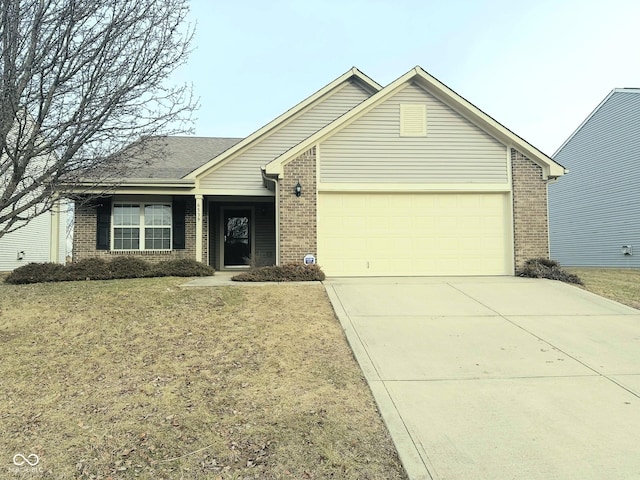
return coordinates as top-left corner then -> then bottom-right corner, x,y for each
73,197 -> 200,263
279,147 -> 317,264
512,149 -> 550,272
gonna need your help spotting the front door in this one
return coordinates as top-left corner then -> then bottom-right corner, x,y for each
223,209 -> 252,267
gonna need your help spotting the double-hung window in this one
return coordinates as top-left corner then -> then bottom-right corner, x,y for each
113,203 -> 172,250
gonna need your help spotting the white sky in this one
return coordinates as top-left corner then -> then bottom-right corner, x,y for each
174,0 -> 640,157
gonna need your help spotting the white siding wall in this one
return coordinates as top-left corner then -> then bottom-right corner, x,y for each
320,82 -> 508,184
0,210 -> 65,271
200,80 -> 372,192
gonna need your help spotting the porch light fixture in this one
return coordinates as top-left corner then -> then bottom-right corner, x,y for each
294,181 -> 302,197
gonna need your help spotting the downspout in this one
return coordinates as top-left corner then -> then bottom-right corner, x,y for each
261,169 -> 280,266
49,196 -> 61,263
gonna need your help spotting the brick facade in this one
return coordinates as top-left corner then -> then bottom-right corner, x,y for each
278,147 -> 317,264
72,148 -> 550,275
73,197 -> 203,263
511,148 -> 550,272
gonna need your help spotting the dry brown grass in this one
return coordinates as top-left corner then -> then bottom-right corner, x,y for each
567,268 -> 640,310
0,278 -> 406,479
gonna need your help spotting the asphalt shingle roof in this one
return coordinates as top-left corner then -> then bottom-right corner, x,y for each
122,136 -> 243,179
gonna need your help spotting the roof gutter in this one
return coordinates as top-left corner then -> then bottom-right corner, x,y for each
60,178 -> 196,193
87,178 -> 195,186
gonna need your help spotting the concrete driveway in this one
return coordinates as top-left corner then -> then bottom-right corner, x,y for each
324,276 -> 640,480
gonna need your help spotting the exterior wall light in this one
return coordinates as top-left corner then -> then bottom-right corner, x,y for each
294,181 -> 302,197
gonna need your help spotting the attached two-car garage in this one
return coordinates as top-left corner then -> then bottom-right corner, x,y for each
264,68 -> 563,277
317,192 -> 513,276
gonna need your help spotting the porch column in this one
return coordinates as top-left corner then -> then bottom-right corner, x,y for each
195,194 -> 203,262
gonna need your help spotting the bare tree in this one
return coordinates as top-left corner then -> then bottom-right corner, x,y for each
0,0 -> 196,238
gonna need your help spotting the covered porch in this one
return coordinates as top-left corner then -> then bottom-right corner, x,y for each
204,196 -> 276,271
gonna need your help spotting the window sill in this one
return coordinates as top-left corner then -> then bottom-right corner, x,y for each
109,250 -> 173,255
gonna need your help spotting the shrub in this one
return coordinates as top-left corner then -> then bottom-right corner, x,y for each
152,259 -> 215,277
62,258 -> 112,281
4,257 -> 215,284
5,262 -> 66,284
109,256 -> 152,279
519,258 -> 583,285
232,264 -> 325,282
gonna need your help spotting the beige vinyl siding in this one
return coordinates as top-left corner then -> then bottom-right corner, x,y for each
200,80 -> 372,192
320,82 -> 508,184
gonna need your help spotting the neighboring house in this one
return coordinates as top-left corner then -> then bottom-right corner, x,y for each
72,66 -> 564,276
549,88 -> 640,267
0,203 -> 66,271
0,114 -> 67,271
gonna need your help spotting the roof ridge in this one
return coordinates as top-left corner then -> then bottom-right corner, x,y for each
613,88 -> 640,93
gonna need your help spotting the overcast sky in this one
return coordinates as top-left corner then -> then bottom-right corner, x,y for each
174,0 -> 640,157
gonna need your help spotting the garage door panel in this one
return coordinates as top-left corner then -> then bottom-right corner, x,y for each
318,192 -> 512,276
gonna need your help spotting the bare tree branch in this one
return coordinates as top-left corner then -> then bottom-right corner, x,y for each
0,0 -> 197,237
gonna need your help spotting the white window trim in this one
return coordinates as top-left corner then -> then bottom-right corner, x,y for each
111,201 -> 173,251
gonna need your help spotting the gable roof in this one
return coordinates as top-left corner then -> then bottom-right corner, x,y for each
553,88 -> 640,157
265,66 -> 566,180
187,67 -> 382,180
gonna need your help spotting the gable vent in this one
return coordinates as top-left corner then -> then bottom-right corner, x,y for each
400,104 -> 427,137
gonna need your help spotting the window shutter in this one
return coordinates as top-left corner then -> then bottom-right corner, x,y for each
172,198 -> 186,250
96,198 -> 111,250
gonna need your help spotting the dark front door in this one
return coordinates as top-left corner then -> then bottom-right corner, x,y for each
223,209 -> 251,267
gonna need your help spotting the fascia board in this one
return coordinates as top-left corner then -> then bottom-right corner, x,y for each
410,67 -> 565,178
266,65 -> 566,178
187,67 -> 383,180
264,69 -> 418,176
73,178 -> 194,187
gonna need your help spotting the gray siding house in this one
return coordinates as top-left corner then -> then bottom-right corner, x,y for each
549,88 -> 640,267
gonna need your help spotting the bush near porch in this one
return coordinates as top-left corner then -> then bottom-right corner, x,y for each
4,258 -> 215,284
232,264 -> 326,282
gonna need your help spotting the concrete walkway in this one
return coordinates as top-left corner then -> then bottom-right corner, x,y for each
180,272 -> 323,287
324,276 -> 640,480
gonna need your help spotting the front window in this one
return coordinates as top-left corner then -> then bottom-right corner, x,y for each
113,203 -> 171,250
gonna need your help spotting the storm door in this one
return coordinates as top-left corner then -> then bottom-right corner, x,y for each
223,209 -> 252,267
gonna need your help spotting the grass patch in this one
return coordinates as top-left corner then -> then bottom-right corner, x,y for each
566,267 -> 640,310
0,278 -> 405,479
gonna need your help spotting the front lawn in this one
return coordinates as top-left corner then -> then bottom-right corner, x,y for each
0,278 -> 406,479
567,267 -> 640,310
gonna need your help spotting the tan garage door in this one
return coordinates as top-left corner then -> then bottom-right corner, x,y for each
317,192 -> 512,276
